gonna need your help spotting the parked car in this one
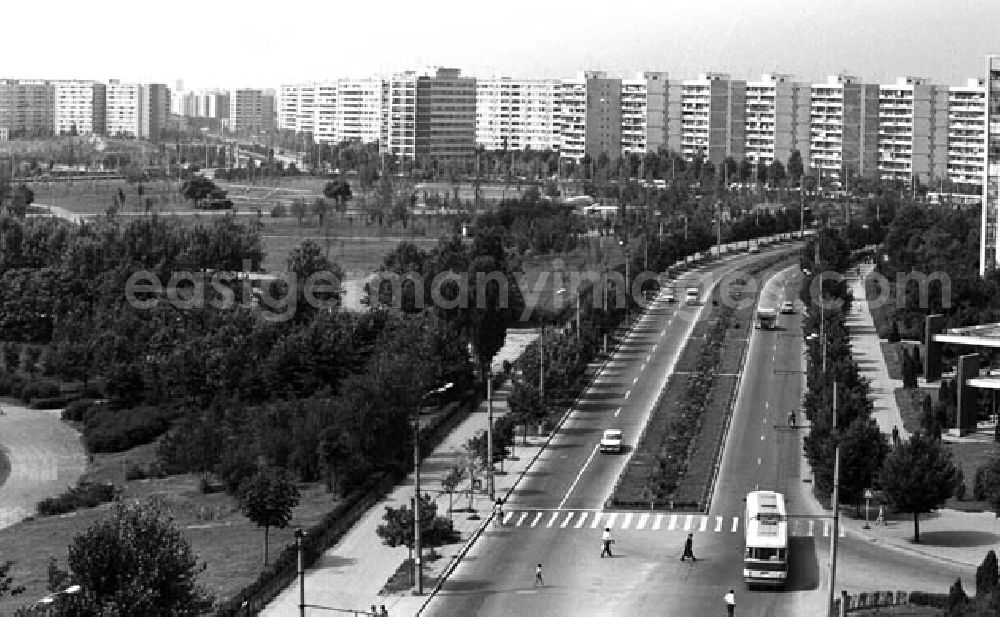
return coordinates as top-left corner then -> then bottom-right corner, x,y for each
780,301 -> 795,314
600,429 -> 624,454
665,289 -> 676,303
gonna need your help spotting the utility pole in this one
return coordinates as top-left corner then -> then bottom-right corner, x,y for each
538,325 -> 544,401
487,364 -> 494,501
413,414 -> 423,595
296,529 -> 306,617
828,381 -> 841,617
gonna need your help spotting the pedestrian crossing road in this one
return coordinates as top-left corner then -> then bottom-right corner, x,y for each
497,509 -> 846,538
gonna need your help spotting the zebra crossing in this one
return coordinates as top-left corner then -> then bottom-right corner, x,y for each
498,510 -> 845,538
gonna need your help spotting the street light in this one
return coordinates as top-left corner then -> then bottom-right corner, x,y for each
619,239 -> 630,324
414,382 -> 454,595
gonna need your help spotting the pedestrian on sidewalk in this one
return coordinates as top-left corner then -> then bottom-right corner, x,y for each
681,533 -> 697,561
494,498 -> 504,526
601,527 -> 614,558
876,506 -> 885,526
379,606 -> 388,617
371,605 -> 378,616
534,563 -> 544,587
723,589 -> 736,616
788,411 -> 796,428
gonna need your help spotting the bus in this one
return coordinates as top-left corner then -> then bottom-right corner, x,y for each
744,490 -> 788,588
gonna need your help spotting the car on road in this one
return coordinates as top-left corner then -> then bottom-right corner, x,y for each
665,288 -> 676,302
685,287 -> 700,304
780,301 -> 795,314
600,429 -> 624,453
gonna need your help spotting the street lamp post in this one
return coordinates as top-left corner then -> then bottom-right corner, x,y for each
863,489 -> 874,530
413,382 -> 454,595
828,381 -> 841,617
296,528 -> 306,617
619,239 -> 630,324
487,365 -> 495,502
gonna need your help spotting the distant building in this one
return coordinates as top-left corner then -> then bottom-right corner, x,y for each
279,79 -> 382,145
621,71 -> 670,155
744,73 -> 811,169
948,78 -> 986,189
384,68 -> 476,160
140,83 -> 170,141
229,89 -> 275,133
981,56 -> 1000,275
877,76 -> 949,185
53,80 -> 106,136
558,70 -> 622,162
809,74 -> 880,185
0,80 -> 54,138
105,80 -> 141,137
676,72 -> 746,165
476,77 -> 561,152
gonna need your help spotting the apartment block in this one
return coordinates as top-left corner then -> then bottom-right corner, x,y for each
810,74 -> 880,185
744,73 -> 811,168
0,80 -> 54,138
105,80 -> 141,137
54,80 -> 106,136
140,83 -> 170,141
384,68 -> 476,160
982,56 -> 1000,275
476,78 -> 561,151
384,72 -> 417,159
674,73 -> 746,165
621,72 -> 669,155
948,78 -> 986,188
877,77 -> 949,184
281,80 -> 382,145
229,89 -> 275,133
558,71 -> 622,161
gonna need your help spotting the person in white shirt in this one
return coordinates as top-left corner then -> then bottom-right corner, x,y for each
724,589 -> 736,616
601,527 -> 614,558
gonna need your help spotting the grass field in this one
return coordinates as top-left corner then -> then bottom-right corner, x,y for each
0,456 -> 341,614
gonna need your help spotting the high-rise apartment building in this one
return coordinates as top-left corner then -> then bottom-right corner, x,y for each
282,80 -> 383,145
621,72 -> 669,155
948,78 -> 986,189
105,80 -> 141,137
139,84 -> 170,141
877,77 -> 949,184
744,73 -> 810,168
385,68 -> 476,159
675,73 -> 746,164
476,77 -> 561,151
229,89 -> 275,133
982,56 -> 1000,275
0,80 -> 54,138
558,71 -> 622,161
53,80 -> 106,136
810,74 -> 880,185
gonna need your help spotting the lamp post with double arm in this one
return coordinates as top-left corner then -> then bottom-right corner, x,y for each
414,382 -> 454,595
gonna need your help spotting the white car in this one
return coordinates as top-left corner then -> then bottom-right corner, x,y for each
600,429 -> 624,453
665,289 -> 676,303
780,301 -> 795,314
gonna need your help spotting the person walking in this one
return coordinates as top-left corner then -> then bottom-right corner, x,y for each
681,533 -> 697,561
379,606 -> 388,617
601,527 -> 614,558
723,589 -> 736,616
534,563 -> 544,587
370,605 -> 378,616
788,411 -> 796,428
876,506 -> 885,526
494,498 -> 504,526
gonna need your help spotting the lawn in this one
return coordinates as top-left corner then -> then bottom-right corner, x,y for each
0,446 -> 341,614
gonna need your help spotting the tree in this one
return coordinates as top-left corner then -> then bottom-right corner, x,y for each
375,493 -> 456,558
440,466 -> 464,525
318,426 -> 350,496
880,433 -> 961,542
976,454 -> 1000,517
787,151 -> 804,187
179,176 -> 221,207
323,179 -> 353,212
311,197 -> 329,227
837,417 -> 889,507
65,500 -> 214,616
977,550 -> 999,598
237,466 -> 301,565
0,560 -> 24,599
947,578 -> 968,613
507,380 -> 543,445
290,198 -> 308,226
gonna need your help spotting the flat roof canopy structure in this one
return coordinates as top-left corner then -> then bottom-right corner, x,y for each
934,323 -> 1000,348
967,375 -> 1000,390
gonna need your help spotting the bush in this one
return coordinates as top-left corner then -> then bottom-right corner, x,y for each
974,465 -> 991,501
62,398 -> 95,422
906,591 -> 949,608
31,395 -> 78,410
83,406 -> 175,453
36,481 -> 118,516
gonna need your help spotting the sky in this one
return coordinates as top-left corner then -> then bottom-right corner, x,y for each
2,0 -> 996,90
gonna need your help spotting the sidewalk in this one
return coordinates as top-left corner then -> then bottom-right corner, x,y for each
846,264 -> 910,440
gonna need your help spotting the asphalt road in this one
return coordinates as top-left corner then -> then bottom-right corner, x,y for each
422,247 -> 802,617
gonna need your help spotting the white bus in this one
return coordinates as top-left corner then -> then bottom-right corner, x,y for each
744,490 -> 788,588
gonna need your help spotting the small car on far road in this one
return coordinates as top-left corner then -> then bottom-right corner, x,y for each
600,429 -> 624,453
665,288 -> 676,303
780,301 -> 795,314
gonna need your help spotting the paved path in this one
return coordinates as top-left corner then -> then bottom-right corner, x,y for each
0,401 -> 87,529
847,264 -> 910,440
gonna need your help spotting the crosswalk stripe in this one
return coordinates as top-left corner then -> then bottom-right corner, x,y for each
503,512 -> 515,525
732,517 -> 739,533
591,513 -> 603,529
715,516 -> 723,532
622,513 -> 633,530
699,516 -> 708,532
547,512 -> 559,528
516,512 -> 528,526
560,512 -> 575,528
605,513 -> 618,529
683,515 -> 694,531
808,520 -> 815,536
822,521 -> 830,537
653,514 -> 663,530
637,514 -> 649,530
668,514 -> 677,530
840,525 -> 846,538
575,512 -> 589,529
531,512 -> 542,528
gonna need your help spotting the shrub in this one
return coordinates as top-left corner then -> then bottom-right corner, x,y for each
37,481 -> 118,516
83,406 -> 175,453
62,398 -> 95,422
907,591 -> 949,608
31,395 -> 78,410
974,465 -> 991,501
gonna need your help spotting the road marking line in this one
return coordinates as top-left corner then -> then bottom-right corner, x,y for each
731,517 -> 739,533
546,512 -> 559,528
823,521 -> 830,537
575,512 -> 589,528
557,443 -> 601,510
715,516 -> 723,532
808,520 -> 815,536
633,376 -> 639,384
516,512 -> 528,526
591,513 -> 603,529
624,389 -> 632,399
622,513 -> 633,529
646,353 -> 652,362
699,516 -> 708,532
757,458 -> 761,465
560,512 -> 575,528
605,513 -> 618,529
668,514 -> 677,530
503,512 -> 515,525
637,513 -> 649,530
765,401 -> 769,409
531,512 -> 542,528
638,365 -> 645,374
653,514 -> 663,530
761,435 -> 765,441
614,407 -> 622,418
683,515 -> 694,531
